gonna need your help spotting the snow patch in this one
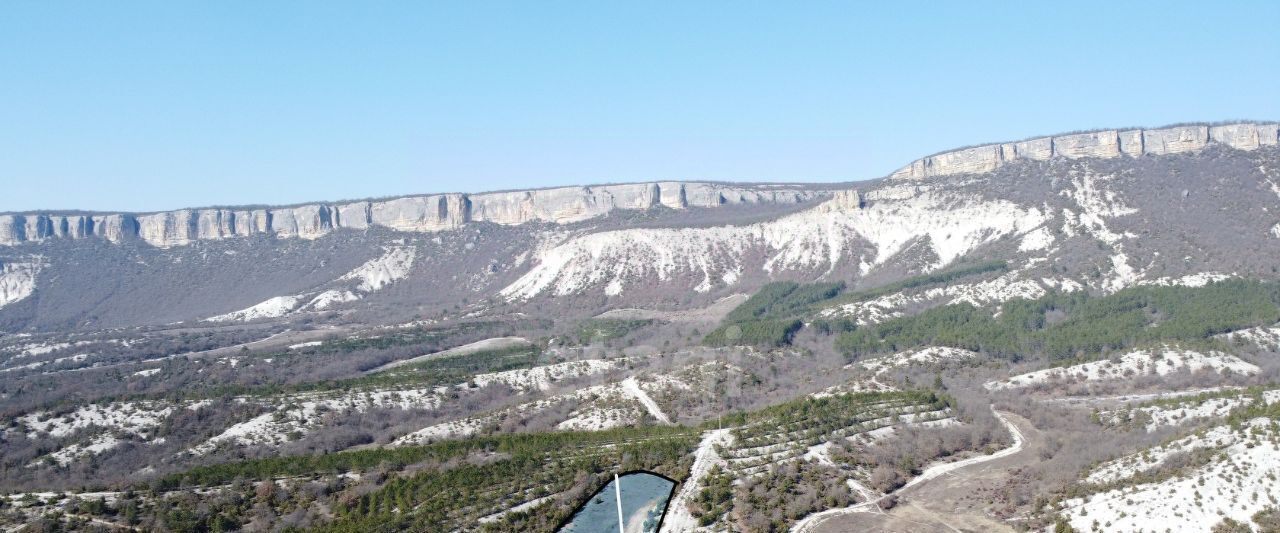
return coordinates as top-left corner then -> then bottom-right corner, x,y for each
188,387 -> 445,455
823,271 -> 1080,325
859,346 -> 978,375
306,290 -> 358,310
1137,272 -> 1233,288
1017,226 -> 1054,252
986,347 -> 1259,391
208,295 -> 301,322
1099,390 -> 1280,431
369,337 -> 531,372
471,359 -> 619,392
1064,418 -> 1280,532
1221,322 -> 1280,350
556,407 -> 636,431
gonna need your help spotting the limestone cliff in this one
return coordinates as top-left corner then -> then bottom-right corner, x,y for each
0,182 -> 826,247
889,122 -> 1279,180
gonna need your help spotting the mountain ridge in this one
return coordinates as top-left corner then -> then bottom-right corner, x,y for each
0,181 -> 834,247
890,121 -> 1279,180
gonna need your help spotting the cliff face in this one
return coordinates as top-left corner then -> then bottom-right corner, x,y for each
890,122 -> 1279,180
0,182 -> 826,247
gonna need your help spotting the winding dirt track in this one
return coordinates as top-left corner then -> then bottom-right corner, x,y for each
792,409 -> 1041,533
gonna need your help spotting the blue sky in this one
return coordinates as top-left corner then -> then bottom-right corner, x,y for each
2,1 -> 1277,213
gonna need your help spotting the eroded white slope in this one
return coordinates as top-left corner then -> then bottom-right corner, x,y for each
503,190 -> 1047,299
208,247 -> 416,321
0,260 -> 42,310
337,246 -> 416,292
1058,173 -> 1146,293
208,296 -> 302,322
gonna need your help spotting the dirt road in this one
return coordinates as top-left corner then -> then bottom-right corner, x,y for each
795,410 -> 1042,533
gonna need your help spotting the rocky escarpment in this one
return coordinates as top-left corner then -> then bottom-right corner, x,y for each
890,122 -> 1279,180
0,182 -> 827,247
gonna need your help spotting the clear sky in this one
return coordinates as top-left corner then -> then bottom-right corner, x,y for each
2,1 -> 1277,213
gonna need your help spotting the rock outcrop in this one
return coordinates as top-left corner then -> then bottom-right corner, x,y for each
0,182 -> 827,247
890,122 -> 1279,180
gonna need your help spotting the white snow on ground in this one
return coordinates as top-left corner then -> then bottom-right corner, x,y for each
392,383 -> 626,445
338,246 -> 416,292
305,290 -> 358,310
792,408 -> 1024,533
1087,422 -> 1249,484
1103,253 -> 1141,293
187,388 -> 445,455
396,417 -> 491,443
811,377 -> 898,398
132,368 -> 161,378
1219,322 -> 1280,350
478,494 -> 557,524
0,259 -> 42,310
501,190 -> 1047,299
207,247 -> 416,321
662,429 -> 734,533
985,347 -> 1259,391
471,359 -> 620,392
7,341 -> 88,360
621,376 -> 673,424
595,293 -> 750,324
1,352 -> 92,373
208,296 -> 301,322
396,372 -> 685,445
1272,223 -> 1280,238
1063,418 -> 1280,532
1060,173 -> 1136,245
802,442 -> 836,466
1098,390 -> 1280,431
1136,272 -> 1233,288
556,407 -> 637,431
853,412 -> 959,443
17,399 -> 210,464
368,336 -> 531,372
188,358 -> 615,451
19,402 -> 177,439
816,347 -> 976,398
858,346 -> 978,375
1041,387 -> 1241,407
288,341 -> 323,350
1056,173 -> 1156,294
45,435 -> 122,467
821,270 -> 1081,325
1017,226 -> 1055,251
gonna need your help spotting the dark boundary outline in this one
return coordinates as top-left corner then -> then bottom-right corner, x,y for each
552,469 -> 681,532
